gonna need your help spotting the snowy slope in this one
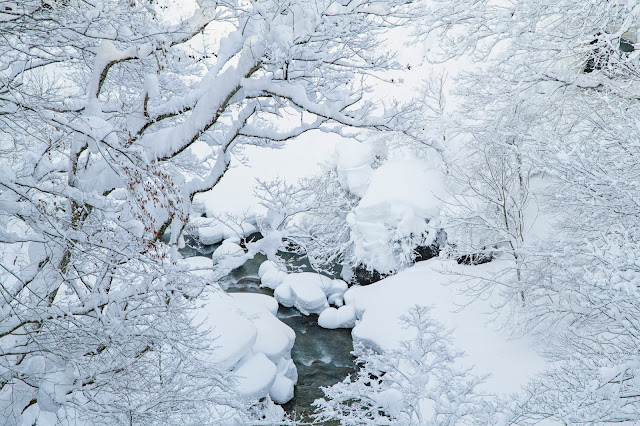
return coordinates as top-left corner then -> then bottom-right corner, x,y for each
343,258 -> 546,395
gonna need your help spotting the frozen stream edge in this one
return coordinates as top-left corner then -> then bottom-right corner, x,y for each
183,238 -> 356,422
226,255 -> 356,422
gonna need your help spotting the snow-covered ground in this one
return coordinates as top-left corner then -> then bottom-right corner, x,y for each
342,258 -> 546,395
190,127 -> 547,407
192,131 -> 343,221
250,256 -> 546,396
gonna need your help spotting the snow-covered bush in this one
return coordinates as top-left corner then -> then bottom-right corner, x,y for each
314,306 -> 502,425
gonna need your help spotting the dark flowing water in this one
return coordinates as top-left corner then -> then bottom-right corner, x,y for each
183,237 -> 355,422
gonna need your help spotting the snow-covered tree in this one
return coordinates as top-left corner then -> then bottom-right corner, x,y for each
0,0 -> 416,423
417,0 -> 640,422
253,171 -> 359,276
441,126 -> 532,305
314,306 -> 502,425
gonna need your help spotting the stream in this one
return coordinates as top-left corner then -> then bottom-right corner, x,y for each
181,237 -> 355,422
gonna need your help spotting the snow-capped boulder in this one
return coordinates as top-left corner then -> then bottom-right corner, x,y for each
233,352 -> 278,398
269,374 -> 295,404
318,305 -> 357,329
192,218 -> 257,245
258,260 -> 287,289
177,256 -> 214,281
211,239 -> 244,263
232,294 -> 295,364
273,272 -> 348,315
195,292 -> 297,403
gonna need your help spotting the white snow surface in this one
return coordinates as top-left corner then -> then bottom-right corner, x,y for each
191,217 -> 257,245
342,258 -> 546,395
318,305 -> 357,329
211,239 -> 244,263
257,260 -> 288,290
177,256 -> 214,282
194,291 -> 296,403
233,352 -> 277,399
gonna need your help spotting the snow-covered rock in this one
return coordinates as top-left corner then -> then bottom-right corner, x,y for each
198,298 -> 257,370
273,272 -> 348,315
233,292 -> 279,316
258,260 -> 278,278
177,256 -> 214,282
269,374 -> 295,404
323,279 -> 348,306
195,292 -> 297,403
278,358 -> 298,383
318,305 -> 357,329
232,294 -> 295,364
192,218 -> 257,245
258,260 -> 287,289
211,239 -> 245,263
209,238 -> 252,276
277,278 -> 328,315
233,352 -> 278,398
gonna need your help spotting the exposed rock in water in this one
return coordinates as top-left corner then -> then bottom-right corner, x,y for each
353,264 -> 388,285
414,242 -> 440,262
239,231 -> 264,249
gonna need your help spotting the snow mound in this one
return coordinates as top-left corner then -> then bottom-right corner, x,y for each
318,305 -> 357,329
233,352 -> 277,398
350,159 -> 447,272
234,292 -> 279,316
232,293 -> 295,364
208,239 -> 251,278
258,260 -> 287,290
197,297 -> 257,370
269,374 -> 295,404
211,239 -> 244,263
195,292 -> 297,403
192,217 -> 257,245
275,278 -> 328,315
273,272 -> 348,315
341,258 -> 546,395
177,256 -> 214,282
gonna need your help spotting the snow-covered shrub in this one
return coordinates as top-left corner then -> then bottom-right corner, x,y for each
417,0 -> 640,421
314,306 -> 502,425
